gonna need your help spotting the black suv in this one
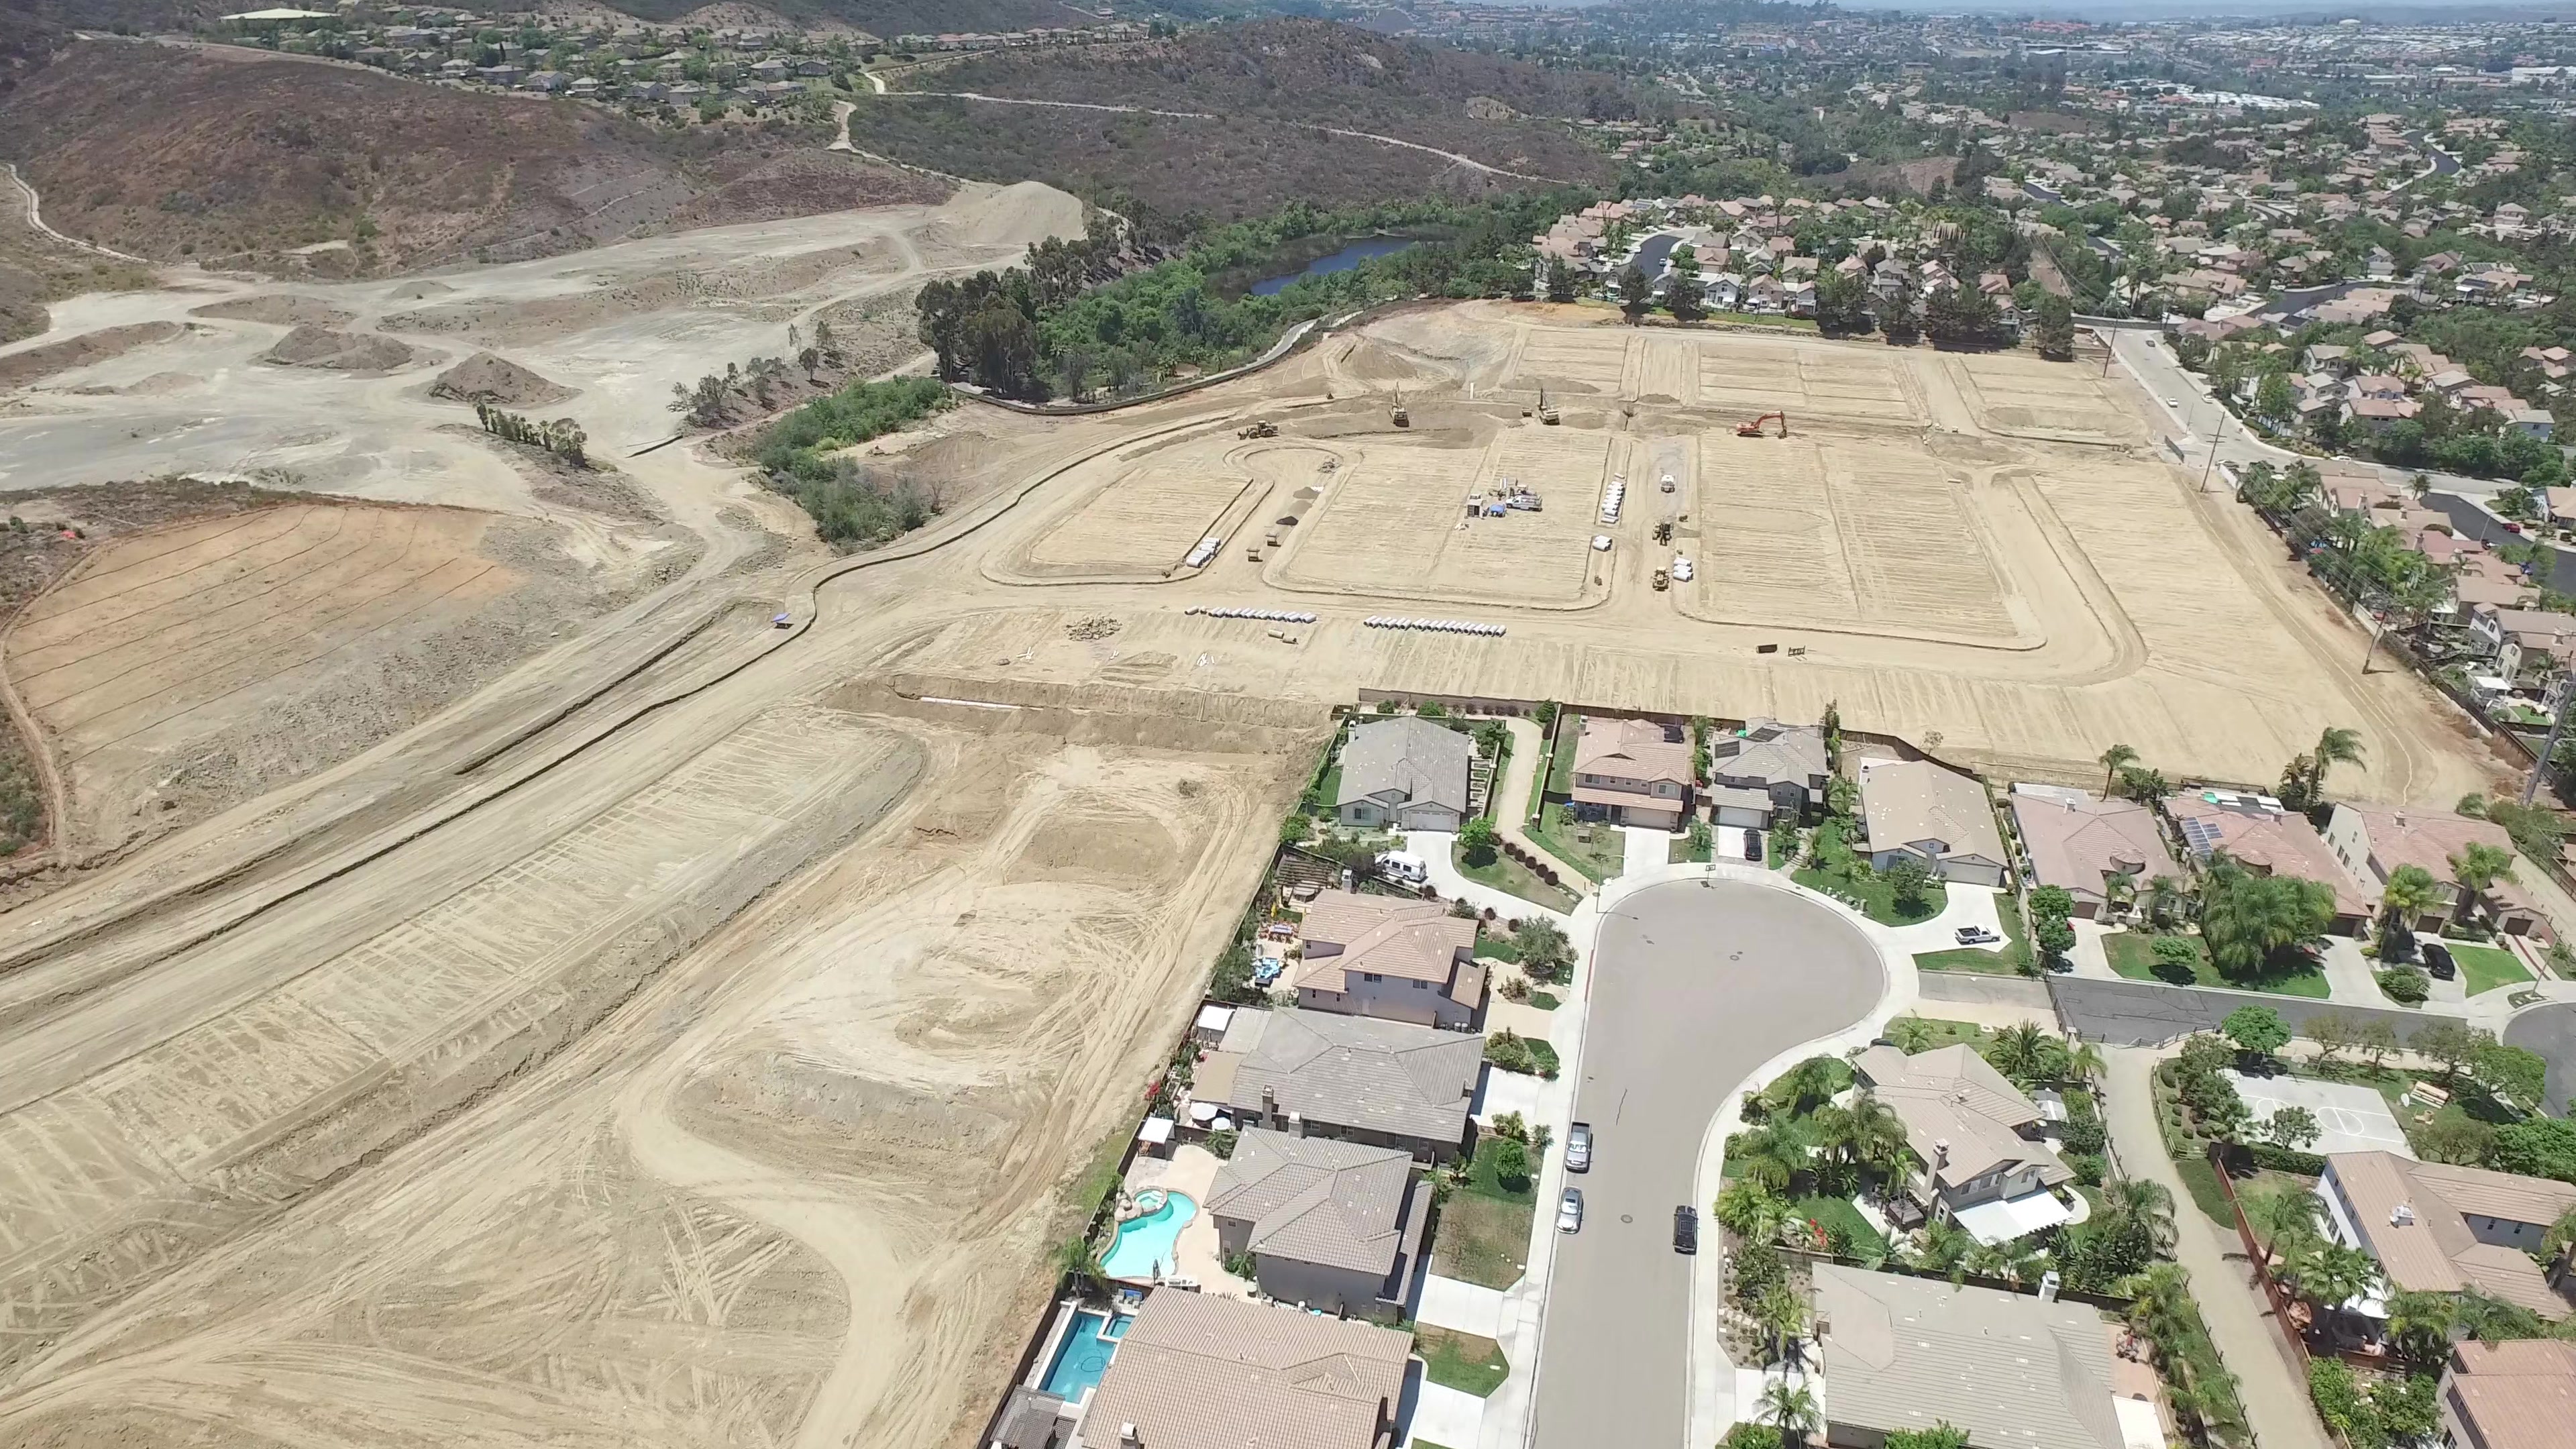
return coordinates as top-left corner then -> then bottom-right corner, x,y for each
1674,1205 -> 1699,1254
2422,942 -> 2457,980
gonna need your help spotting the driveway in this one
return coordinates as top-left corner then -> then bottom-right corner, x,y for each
1529,877 -> 1888,1449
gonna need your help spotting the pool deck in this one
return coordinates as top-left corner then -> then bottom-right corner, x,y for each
1122,1144 -> 1254,1297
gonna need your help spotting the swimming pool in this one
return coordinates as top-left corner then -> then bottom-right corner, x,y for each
1039,1307 -> 1133,1401
1099,1191 -> 1197,1280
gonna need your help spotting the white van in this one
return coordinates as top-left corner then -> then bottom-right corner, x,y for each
1375,851 -> 1430,885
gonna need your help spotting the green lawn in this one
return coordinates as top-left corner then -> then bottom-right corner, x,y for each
1911,946 -> 2022,975
1454,839 -> 1581,913
1789,820 -> 1943,926
1891,1016 -> 1992,1053
1544,714 -> 1581,796
1431,1139 -> 1538,1291
2176,1152 -> 2234,1228
1472,932 -> 1522,963
1528,990 -> 1560,1010
1529,803 -> 1627,883
2231,1169 -> 2321,1257
1415,1326 -> 1510,1397
2449,942 -> 2533,996
1670,831 -> 1713,864
1791,1195 -> 1888,1256
2102,929 -> 2329,998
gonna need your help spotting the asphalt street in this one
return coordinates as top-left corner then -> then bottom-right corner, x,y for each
1529,879 -> 1885,1449
2504,1002 -> 2576,1114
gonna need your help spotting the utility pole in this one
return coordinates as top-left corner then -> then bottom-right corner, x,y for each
2523,677 -> 2573,806
2198,409 -> 2229,493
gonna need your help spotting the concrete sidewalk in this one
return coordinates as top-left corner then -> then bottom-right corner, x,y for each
2102,1046 -> 2329,1449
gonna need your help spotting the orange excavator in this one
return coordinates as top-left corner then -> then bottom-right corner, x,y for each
1736,411 -> 1788,438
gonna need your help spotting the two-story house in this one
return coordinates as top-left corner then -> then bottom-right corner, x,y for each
1856,758 -> 2006,886
2321,804 -> 2550,938
2316,1152 -> 2576,1326
1570,716 -> 1693,829
1705,717 -> 1830,828
1206,1128 -> 1427,1322
1854,1043 -> 2076,1243
1204,1008 -> 1483,1163
1287,890 -> 1485,1030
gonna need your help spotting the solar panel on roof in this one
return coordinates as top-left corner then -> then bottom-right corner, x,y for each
2180,818 -> 2226,857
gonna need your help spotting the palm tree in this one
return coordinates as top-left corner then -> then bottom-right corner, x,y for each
1717,1179 -> 1792,1243
2380,864 -> 2440,935
1889,1016 -> 1933,1053
2142,875 -> 2190,931
2385,1289 -> 2461,1371
2098,1177 -> 2178,1256
2308,727 -> 2367,802
1755,1281 -> 1810,1365
2245,1187 -> 2323,1270
2449,841 -> 2518,927
2104,871 -> 2139,923
1835,1091 -> 1912,1185
2067,1041 -> 2106,1087
1987,1023 -> 2051,1085
2099,743 -> 2139,795
1055,1236 -> 1110,1299
2292,1242 -> 2381,1327
1759,1381 -> 1821,1448
1913,1218 -> 1974,1281
1965,1236 -> 2044,1287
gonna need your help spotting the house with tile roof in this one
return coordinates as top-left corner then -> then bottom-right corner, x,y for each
2316,1151 -> 2576,1323
1812,1264 -> 2130,1449
1570,716 -> 1693,829
1333,717 -> 1473,833
2320,804 -> 2551,939
1288,890 -> 1484,1029
1856,758 -> 2006,886
2008,784 -> 2182,920
2441,1340 -> 2576,1449
2166,790 -> 2371,934
1206,1129 -> 1425,1321
1210,1008 -> 1483,1163
1854,1044 -> 2076,1242
1075,1289 -> 1411,1449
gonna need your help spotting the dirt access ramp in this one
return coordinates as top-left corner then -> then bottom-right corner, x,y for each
3,496 -> 688,859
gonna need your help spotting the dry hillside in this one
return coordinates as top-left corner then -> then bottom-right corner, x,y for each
602,0 -> 1102,31
853,17 -> 1620,217
0,38 -> 948,271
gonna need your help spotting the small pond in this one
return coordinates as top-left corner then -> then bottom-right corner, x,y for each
1249,236 -> 1417,296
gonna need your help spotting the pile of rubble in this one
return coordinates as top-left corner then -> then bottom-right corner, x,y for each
1065,614 -> 1122,641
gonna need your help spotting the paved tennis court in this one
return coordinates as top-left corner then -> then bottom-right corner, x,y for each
2220,1071 -> 2414,1158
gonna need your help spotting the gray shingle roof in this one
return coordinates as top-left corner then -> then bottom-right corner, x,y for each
1815,1265 -> 2125,1449
1708,717 -> 1828,790
1336,717 -> 1472,815
1208,1128 -> 1418,1278
1221,1008 -> 1482,1147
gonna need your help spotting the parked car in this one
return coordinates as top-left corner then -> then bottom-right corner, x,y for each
1673,1205 -> 1699,1254
2422,942 -> 2457,980
1566,1121 -> 1593,1173
1558,1188 -> 1585,1234
1953,925 -> 2002,946
1744,828 -> 1762,863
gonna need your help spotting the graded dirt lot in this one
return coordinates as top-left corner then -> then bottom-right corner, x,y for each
0,219 -> 2518,1449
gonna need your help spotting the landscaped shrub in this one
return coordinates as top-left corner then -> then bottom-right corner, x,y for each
1204,1130 -> 1238,1160
1491,1136 -> 1531,1191
2246,1143 -> 2327,1176
2377,966 -> 2430,1004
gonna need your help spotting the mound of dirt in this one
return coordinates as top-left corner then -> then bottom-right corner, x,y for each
940,179 -> 1089,251
0,320 -> 180,390
390,279 -> 455,301
190,294 -> 353,327
431,351 -> 577,407
260,325 -> 417,372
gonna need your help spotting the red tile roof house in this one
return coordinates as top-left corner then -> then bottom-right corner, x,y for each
2320,805 -> 2553,939
2165,790 -> 2372,935
2441,1340 -> 2576,1449
1570,716 -> 1693,829
1287,890 -> 1485,1029
2008,784 -> 2182,921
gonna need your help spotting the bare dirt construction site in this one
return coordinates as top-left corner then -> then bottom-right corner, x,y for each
0,192 -> 2520,1449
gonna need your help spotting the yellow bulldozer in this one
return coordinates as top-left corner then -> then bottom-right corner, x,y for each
1237,419 -> 1277,439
